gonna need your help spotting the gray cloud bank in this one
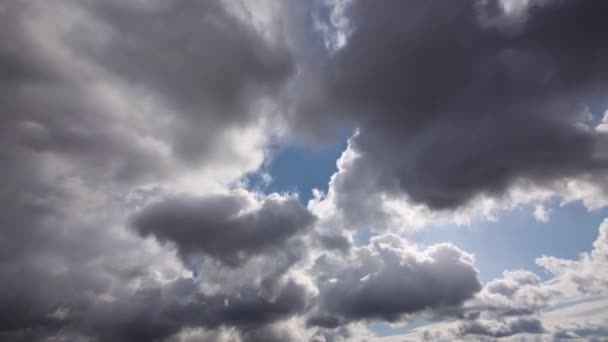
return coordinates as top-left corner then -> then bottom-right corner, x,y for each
295,0 -> 608,210
132,192 -> 315,267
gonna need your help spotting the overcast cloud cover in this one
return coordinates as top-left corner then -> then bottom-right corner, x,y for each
2,0 -> 608,341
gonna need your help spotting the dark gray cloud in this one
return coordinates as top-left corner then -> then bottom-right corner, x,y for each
0,0 -> 303,341
71,0 -> 293,164
1,0 -> 294,189
0,250 -> 311,342
294,0 -> 608,209
314,232 -> 352,253
80,277 -> 310,342
308,234 -> 481,326
238,324 -> 302,342
132,191 -> 315,267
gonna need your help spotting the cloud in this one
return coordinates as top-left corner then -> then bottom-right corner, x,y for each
84,278 -> 311,342
381,218 -> 608,341
416,219 -> 608,340
72,0 -> 293,164
458,316 -> 544,338
536,218 -> 608,296
294,0 -> 608,210
308,136 -> 580,234
2,0 -> 608,340
2,0 -> 294,191
308,234 -> 481,326
553,320 -> 608,341
132,190 -> 315,267
533,204 -> 551,222
477,270 -> 556,314
0,0 -> 307,340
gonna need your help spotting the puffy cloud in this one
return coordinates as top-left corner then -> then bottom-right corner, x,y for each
132,191 -> 315,267
0,0 -> 306,340
294,0 -> 608,210
380,219 -> 608,341
70,0 -> 292,165
536,218 -> 608,296
3,0 -> 608,340
82,277 -> 311,342
308,136 -> 582,234
1,0 -> 295,193
476,270 -> 556,315
308,234 -> 481,326
413,219 -> 608,341
533,204 -> 551,222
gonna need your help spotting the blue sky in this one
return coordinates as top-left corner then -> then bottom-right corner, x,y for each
246,135 -> 348,203
414,201 -> 608,282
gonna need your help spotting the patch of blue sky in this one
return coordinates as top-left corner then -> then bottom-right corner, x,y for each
369,315 -> 433,337
246,132 -> 350,204
412,200 -> 608,282
587,99 -> 608,121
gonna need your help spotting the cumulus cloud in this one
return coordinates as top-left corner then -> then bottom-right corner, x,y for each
294,0 -> 608,210
308,234 -> 481,326
476,270 -> 556,314
32,275 -> 312,342
3,0 -> 608,340
406,219 -> 608,341
72,0 -> 292,164
132,191 -> 315,267
0,0 -> 306,340
536,218 -> 608,296
308,135 -> 587,234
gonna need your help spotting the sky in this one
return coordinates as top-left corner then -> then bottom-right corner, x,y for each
2,0 -> 608,341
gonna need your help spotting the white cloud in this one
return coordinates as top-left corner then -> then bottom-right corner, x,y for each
534,204 -> 551,223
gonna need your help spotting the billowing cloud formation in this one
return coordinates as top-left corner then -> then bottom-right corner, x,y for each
72,0 -> 293,164
2,0 -> 608,340
393,219 -> 608,341
308,234 -> 481,326
296,0 -> 608,210
536,218 -> 608,296
133,191 -> 315,267
2,0 -> 293,191
69,277 -> 311,342
0,0 -> 304,340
